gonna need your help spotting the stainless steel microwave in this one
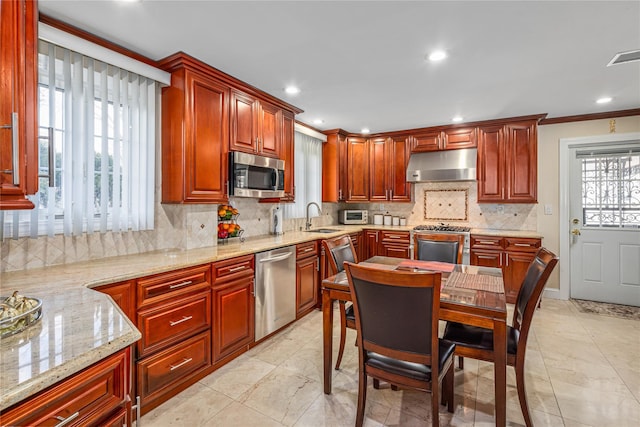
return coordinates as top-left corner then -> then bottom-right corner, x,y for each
339,209 -> 368,224
229,151 -> 285,198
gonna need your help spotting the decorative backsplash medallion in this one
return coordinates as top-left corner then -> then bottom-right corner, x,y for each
424,189 -> 468,221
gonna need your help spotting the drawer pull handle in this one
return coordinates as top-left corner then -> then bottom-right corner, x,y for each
169,357 -> 193,371
477,241 -> 496,245
53,412 -> 80,427
169,280 -> 193,289
514,243 -> 532,247
303,247 -> 314,252
388,235 -> 403,239
229,265 -> 246,272
478,255 -> 495,259
169,315 -> 193,326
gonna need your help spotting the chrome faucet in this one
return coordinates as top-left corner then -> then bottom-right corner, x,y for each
305,202 -> 322,231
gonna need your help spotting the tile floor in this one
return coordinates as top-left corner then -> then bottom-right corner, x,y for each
141,299 -> 640,426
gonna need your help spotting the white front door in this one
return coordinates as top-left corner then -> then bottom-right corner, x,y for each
568,143 -> 640,306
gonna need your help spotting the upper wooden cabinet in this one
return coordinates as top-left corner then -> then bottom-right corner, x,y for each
477,119 -> 537,203
230,89 -> 281,159
322,130 -> 348,202
159,57 -> 230,204
0,0 -> 38,210
280,111 -> 295,202
345,136 -> 369,202
370,136 -> 411,202
411,127 -> 476,153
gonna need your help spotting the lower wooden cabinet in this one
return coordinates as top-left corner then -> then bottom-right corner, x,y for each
296,241 -> 319,317
364,229 -> 410,259
212,255 -> 255,363
2,347 -> 131,427
94,280 -> 136,322
470,234 -> 541,303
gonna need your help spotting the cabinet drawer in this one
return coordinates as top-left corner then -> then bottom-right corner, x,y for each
138,264 -> 211,308
138,291 -> 211,357
1,348 -> 129,427
505,237 -> 541,253
296,241 -> 318,259
212,254 -> 255,280
470,234 -> 504,249
138,331 -> 211,407
380,231 -> 410,243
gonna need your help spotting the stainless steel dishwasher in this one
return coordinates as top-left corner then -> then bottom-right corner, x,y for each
255,245 -> 296,341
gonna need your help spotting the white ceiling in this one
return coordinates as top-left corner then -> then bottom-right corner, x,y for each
39,0 -> 640,134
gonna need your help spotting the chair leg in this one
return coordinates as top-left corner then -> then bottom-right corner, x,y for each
373,378 -> 380,389
431,379 -> 440,427
335,301 -> 348,370
355,370 -> 367,427
458,356 -> 464,369
515,359 -> 533,427
445,365 -> 454,413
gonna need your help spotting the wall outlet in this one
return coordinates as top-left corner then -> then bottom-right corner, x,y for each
544,204 -> 553,215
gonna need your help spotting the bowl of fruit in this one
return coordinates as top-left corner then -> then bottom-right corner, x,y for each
218,205 -> 238,221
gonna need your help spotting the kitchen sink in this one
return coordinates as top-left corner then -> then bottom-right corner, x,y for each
305,228 -> 341,234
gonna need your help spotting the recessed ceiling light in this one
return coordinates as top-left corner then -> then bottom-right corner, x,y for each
596,97 -> 612,104
452,116 -> 463,123
284,86 -> 300,95
313,119 -> 324,125
427,50 -> 447,62
361,128 -> 370,134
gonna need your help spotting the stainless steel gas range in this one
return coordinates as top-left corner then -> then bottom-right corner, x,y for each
410,224 -> 471,264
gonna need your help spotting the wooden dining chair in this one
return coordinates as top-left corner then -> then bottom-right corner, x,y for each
413,232 -> 465,264
321,235 -> 359,370
344,261 -> 455,427
442,247 -> 558,427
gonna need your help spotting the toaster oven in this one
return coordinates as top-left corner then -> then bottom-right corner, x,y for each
339,210 -> 368,224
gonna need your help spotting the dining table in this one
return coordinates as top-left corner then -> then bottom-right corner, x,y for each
321,256 -> 508,427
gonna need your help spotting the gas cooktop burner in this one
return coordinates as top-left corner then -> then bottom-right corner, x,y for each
413,224 -> 471,232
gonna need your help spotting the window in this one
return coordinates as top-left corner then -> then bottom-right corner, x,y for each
2,40 -> 157,238
284,131 -> 323,218
579,147 -> 640,228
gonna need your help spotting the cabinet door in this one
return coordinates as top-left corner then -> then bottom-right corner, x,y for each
230,90 -> 258,154
379,243 -> 410,259
322,131 -> 347,202
212,276 -> 255,361
258,100 -> 281,158
280,111 -> 295,201
505,121 -> 537,202
470,249 -> 502,268
346,137 -> 369,201
0,0 -> 37,209
388,136 -> 412,202
411,131 -> 442,152
185,71 -> 229,203
363,230 -> 379,259
296,255 -> 319,317
477,124 -> 505,202
379,231 -> 410,259
369,137 -> 388,201
504,251 -> 536,303
349,232 -> 363,262
443,127 -> 477,150
95,280 -> 136,322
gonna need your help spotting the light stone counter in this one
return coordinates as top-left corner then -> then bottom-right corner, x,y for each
0,223 -> 541,410
469,228 -> 543,239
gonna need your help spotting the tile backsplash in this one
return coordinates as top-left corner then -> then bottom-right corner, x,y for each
1,181 -> 535,272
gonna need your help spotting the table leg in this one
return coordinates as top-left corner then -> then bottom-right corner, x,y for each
493,318 -> 507,427
322,290 -> 334,394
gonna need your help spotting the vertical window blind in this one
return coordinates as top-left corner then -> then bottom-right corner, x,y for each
1,40 -> 157,238
284,131 -> 323,218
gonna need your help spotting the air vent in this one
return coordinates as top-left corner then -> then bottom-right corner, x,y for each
607,49 -> 640,66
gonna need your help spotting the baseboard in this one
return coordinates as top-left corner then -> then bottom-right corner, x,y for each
543,288 -> 565,300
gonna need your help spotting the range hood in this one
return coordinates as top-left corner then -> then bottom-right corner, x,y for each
406,148 -> 477,182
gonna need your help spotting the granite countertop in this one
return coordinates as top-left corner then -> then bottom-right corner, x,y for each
0,224 -> 541,410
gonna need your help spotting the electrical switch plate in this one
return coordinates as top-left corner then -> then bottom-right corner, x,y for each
544,204 -> 553,215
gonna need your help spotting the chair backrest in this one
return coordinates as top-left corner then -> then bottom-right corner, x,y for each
413,232 -> 465,264
344,261 -> 442,365
512,247 -> 559,345
322,235 -> 358,275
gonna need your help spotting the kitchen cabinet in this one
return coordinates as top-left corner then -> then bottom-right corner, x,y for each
135,263 -> 212,413
211,255 -> 255,362
159,55 -> 230,204
470,234 -> 541,303
296,241 -> 319,317
370,136 -> 412,202
2,347 -> 132,426
346,136 -> 370,202
477,119 -> 537,203
0,0 -> 38,209
363,229 -> 410,259
322,130 -> 348,202
411,127 -> 476,153
280,110 -> 296,202
230,89 -> 281,159
94,280 -> 136,322
349,232 -> 363,262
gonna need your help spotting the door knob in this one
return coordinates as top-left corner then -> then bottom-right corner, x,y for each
571,228 -> 581,236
